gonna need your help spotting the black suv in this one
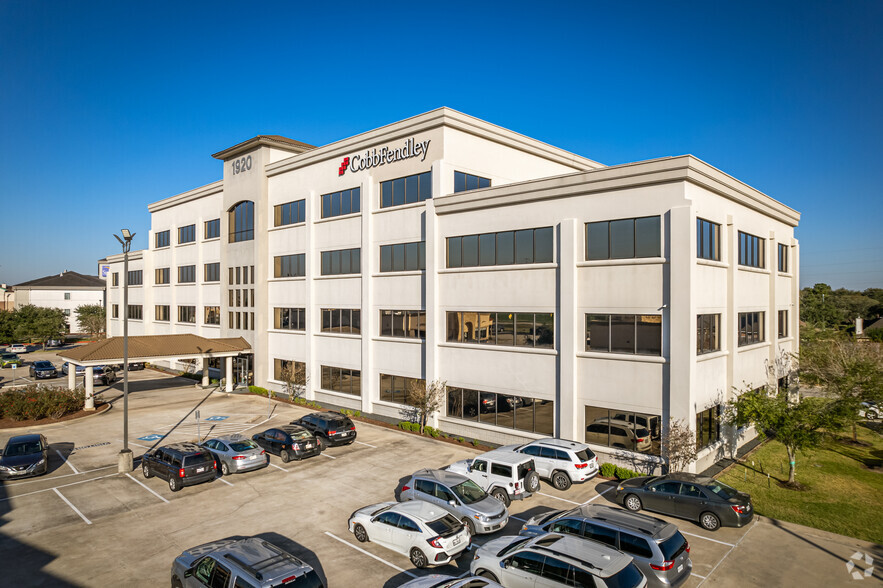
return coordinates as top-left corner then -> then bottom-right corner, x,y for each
290,411 -> 357,449
252,425 -> 322,462
141,442 -> 217,492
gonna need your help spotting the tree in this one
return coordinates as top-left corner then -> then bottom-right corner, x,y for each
798,338 -> 883,441
280,360 -> 308,400
76,304 -> 106,338
11,305 -> 66,346
406,379 -> 446,434
659,418 -> 697,472
724,387 -> 845,486
800,283 -> 840,328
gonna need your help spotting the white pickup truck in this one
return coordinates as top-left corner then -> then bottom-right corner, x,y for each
445,448 -> 540,506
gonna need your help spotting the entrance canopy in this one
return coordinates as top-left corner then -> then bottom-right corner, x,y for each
59,334 -> 252,367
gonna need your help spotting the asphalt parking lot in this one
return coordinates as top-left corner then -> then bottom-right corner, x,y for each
0,366 -> 880,587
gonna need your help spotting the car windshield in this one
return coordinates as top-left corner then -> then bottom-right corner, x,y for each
705,480 -> 739,500
4,441 -> 41,456
659,531 -> 688,560
426,514 -> 461,536
451,479 -> 487,504
34,361 -> 53,368
1,354 -> 15,360
575,448 -> 595,461
603,562 -> 645,588
229,440 -> 258,451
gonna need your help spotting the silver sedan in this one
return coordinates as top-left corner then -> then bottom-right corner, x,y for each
200,435 -> 268,475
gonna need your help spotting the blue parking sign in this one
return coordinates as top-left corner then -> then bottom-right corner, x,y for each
205,416 -> 228,421
138,434 -> 163,441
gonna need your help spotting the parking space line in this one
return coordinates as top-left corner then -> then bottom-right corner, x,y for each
54,449 -> 80,474
0,473 -> 118,502
582,487 -> 613,504
692,573 -> 707,579
537,492 -> 581,505
355,440 -> 377,448
320,452 -> 337,459
696,520 -> 756,587
125,473 -> 170,504
323,531 -> 417,578
216,477 -> 234,487
53,488 -> 91,525
510,515 -> 526,522
269,463 -> 287,471
122,439 -> 154,450
680,531 -> 736,547
3,465 -> 116,487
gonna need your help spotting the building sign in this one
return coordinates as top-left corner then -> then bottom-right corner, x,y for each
339,137 -> 430,176
100,265 -> 110,277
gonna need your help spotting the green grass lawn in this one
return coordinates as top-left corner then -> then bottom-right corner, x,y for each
717,422 -> 883,544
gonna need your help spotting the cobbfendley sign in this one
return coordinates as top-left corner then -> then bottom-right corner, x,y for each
338,137 -> 430,176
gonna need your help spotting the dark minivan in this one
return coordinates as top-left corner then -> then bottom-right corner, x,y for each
290,411 -> 357,449
252,425 -> 321,462
142,442 -> 216,492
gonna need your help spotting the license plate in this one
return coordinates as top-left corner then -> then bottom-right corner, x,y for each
9,470 -> 25,475
677,564 -> 683,573
249,455 -> 257,460
452,537 -> 461,546
196,467 -> 205,473
306,443 -> 312,449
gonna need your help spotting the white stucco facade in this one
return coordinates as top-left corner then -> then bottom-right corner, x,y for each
102,108 -> 800,472
13,271 -> 106,334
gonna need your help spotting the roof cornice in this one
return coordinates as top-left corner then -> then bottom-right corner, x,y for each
148,180 -> 224,213
104,250 -> 144,263
433,155 -> 800,226
265,107 -> 603,177
211,135 -> 316,161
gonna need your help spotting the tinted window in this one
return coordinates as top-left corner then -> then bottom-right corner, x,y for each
549,518 -> 583,536
490,463 -> 512,477
603,562 -> 645,588
575,449 -> 595,461
654,482 -> 681,495
680,483 -> 704,498
540,556 -> 571,584
583,521 -> 618,547
376,512 -> 400,527
472,460 -> 487,473
415,479 -> 435,495
705,480 -> 739,500
398,516 -> 421,532
539,446 -> 557,459
659,532 -> 688,561
228,440 -> 258,452
183,452 -> 212,466
426,515 -> 459,535
521,445 -> 543,457
510,551 -> 545,575
620,533 -> 654,559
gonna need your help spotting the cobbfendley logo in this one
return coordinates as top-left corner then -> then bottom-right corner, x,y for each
339,138 -> 430,176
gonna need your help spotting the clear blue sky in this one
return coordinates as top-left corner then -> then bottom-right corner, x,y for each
1,1 -> 880,290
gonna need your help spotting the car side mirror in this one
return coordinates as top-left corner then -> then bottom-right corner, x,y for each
500,559 -> 510,569
184,568 -> 193,578
448,500 -> 457,507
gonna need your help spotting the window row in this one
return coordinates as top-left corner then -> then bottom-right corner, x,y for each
154,219 -> 220,248
447,227 -> 553,268
228,311 -> 255,330
228,288 -> 254,308
321,187 -> 360,219
321,248 -> 361,276
320,365 -> 361,396
379,373 -> 425,405
446,388 -> 554,435
585,314 -> 662,356
586,216 -> 660,260
321,309 -> 361,334
453,171 -> 491,193
274,307 -> 306,331
584,406 -> 660,455
229,265 -> 255,285
275,199 -> 306,227
381,171 -> 432,208
274,254 -> 306,278
379,310 -> 426,339
380,242 -> 425,272
446,311 -> 554,349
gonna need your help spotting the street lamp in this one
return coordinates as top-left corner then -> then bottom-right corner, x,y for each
114,229 -> 135,473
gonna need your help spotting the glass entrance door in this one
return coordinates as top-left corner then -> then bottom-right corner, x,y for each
234,355 -> 253,387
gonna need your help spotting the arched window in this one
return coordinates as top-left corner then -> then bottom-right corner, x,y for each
228,201 -> 254,242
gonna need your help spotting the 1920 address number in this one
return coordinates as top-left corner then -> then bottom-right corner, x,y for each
232,155 -> 252,175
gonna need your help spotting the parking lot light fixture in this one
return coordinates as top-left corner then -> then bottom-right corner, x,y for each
114,229 -> 135,474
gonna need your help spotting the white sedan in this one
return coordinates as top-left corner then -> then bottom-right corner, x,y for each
348,500 -> 470,568
6,344 -> 27,354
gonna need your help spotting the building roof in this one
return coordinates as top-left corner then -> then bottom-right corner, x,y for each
14,271 -> 105,290
60,334 -> 252,365
865,318 -> 883,332
211,135 -> 316,160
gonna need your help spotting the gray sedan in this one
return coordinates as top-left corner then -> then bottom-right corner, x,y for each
399,469 -> 509,535
200,435 -> 268,475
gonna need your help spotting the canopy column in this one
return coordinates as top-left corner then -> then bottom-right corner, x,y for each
84,367 -> 95,411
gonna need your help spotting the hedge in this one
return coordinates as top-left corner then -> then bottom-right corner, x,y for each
0,385 -> 85,420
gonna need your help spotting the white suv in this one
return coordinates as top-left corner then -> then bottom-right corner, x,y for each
500,438 -> 598,490
446,449 -> 540,506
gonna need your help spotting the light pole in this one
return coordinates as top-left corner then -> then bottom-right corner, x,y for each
114,229 -> 135,473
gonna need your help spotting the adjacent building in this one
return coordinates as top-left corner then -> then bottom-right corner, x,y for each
101,108 -> 800,471
13,271 -> 106,334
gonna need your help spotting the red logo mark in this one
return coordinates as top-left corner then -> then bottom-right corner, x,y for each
338,157 -> 349,176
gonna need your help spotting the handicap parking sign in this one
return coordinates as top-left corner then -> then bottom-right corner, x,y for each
205,416 -> 228,421
137,434 -> 163,441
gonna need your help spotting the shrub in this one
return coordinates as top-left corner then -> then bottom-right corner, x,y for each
353,410 -> 361,418
457,437 -> 466,443
0,385 -> 85,421
424,426 -> 436,437
249,386 -> 272,398
599,463 -> 617,478
398,421 -> 409,430
472,439 -> 480,447
614,465 -> 642,480
178,372 -> 201,381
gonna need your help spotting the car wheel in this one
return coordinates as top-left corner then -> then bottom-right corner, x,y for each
221,462 -> 230,476
624,494 -> 642,512
171,576 -> 184,588
475,570 -> 499,582
409,547 -> 428,569
700,512 -> 721,531
317,437 -> 327,451
168,476 -> 181,492
142,462 -> 152,478
462,517 -> 476,536
281,450 -> 291,463
353,523 -> 369,543
490,487 -> 511,507
868,410 -> 879,420
552,471 -> 572,491
525,470 -> 540,493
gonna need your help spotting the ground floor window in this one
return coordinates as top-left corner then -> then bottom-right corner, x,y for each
274,359 -> 306,384
446,388 -> 553,435
321,365 -> 361,396
584,405 -> 660,455
695,405 -> 721,449
379,373 -> 424,405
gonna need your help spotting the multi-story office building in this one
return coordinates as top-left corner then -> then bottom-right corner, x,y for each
101,108 -> 800,472
13,271 -> 106,333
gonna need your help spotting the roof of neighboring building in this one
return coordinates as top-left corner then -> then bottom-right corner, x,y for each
865,318 -> 883,331
60,335 -> 252,364
14,271 -> 105,290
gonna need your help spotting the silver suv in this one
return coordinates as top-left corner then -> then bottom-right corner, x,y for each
171,537 -> 324,587
519,505 -> 692,587
470,533 -> 647,587
500,438 -> 598,490
446,449 -> 540,506
400,469 -> 510,535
